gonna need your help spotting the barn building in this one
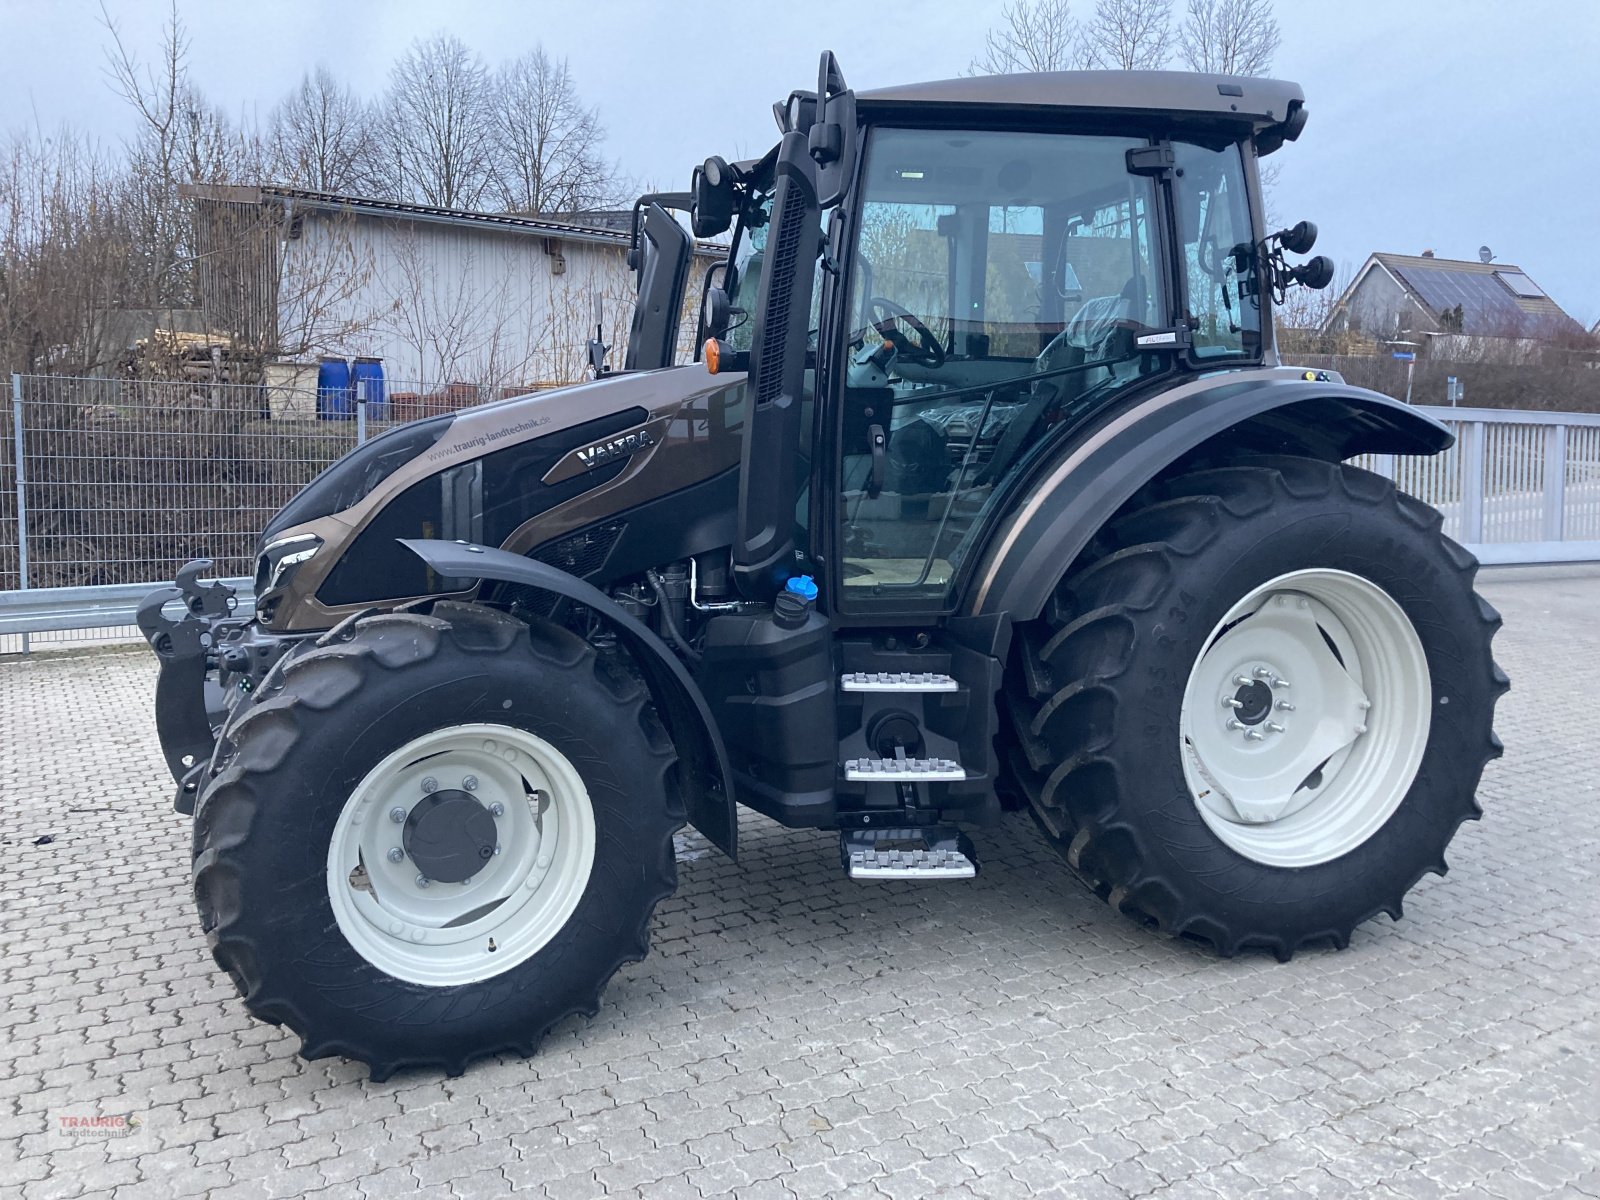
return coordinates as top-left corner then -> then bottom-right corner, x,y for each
183,184 -> 710,393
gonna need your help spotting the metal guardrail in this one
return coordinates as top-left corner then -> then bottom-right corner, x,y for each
0,577 -> 252,636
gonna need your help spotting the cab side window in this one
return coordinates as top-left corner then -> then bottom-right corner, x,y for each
1173,141 -> 1261,360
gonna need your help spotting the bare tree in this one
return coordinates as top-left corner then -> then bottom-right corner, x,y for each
100,2 -> 255,309
0,128 -> 137,373
970,0 -> 1079,74
375,34 -> 495,209
1177,0 -> 1280,75
1274,263 -> 1345,353
1079,0 -> 1174,69
491,48 -> 617,214
267,67 -> 375,193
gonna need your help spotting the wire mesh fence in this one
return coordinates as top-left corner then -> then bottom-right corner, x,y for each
1,372 -> 554,594
5,379 -> 1600,656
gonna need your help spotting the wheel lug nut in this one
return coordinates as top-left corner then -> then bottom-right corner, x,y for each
493,845 -> 502,856
1234,675 -> 1252,687
1276,700 -> 1296,711
463,775 -> 479,791
1252,666 -> 1273,680
421,777 -> 438,794
1225,718 -> 1244,730
415,874 -> 431,888
489,802 -> 505,817
1358,700 -> 1372,710
1266,721 -> 1286,734
1244,728 -> 1265,741
1355,724 -> 1368,735
389,806 -> 407,823
387,847 -> 404,863
1222,696 -> 1243,709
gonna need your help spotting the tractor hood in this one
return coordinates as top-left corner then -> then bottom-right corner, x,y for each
254,365 -> 748,632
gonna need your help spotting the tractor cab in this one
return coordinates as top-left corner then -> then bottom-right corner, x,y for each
692,57 -> 1322,619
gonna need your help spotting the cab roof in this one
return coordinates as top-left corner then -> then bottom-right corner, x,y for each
856,70 -> 1304,132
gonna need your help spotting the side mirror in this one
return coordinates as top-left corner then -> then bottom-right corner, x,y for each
807,51 -> 856,208
692,156 -> 735,238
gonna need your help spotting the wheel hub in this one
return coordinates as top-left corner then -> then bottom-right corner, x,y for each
402,790 -> 498,883
1179,570 -> 1432,868
1231,678 -> 1274,725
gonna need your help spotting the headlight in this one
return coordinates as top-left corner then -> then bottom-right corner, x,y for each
255,533 -> 323,597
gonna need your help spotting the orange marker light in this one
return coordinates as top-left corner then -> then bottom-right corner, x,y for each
704,338 -> 720,374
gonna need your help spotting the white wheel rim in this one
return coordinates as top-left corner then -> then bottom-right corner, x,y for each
1179,569 -> 1431,868
325,723 -> 595,986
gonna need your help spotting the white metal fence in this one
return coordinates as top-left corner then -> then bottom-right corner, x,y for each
3,377 -> 1598,652
1359,406 -> 1600,564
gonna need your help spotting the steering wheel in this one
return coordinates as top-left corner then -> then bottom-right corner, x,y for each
866,297 -> 946,368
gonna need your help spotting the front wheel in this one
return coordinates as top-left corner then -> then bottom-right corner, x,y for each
191,602 -> 683,1079
1006,456 -> 1508,958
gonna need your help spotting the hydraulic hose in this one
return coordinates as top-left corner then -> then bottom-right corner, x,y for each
644,569 -> 702,664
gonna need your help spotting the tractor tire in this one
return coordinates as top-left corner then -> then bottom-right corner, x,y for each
1006,455 -> 1508,959
191,601 -> 683,1079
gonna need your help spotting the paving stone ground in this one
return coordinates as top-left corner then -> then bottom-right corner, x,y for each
2,565 -> 1597,1199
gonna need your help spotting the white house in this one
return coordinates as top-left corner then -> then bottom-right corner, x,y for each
185,184 -> 712,390
1321,251 -> 1584,351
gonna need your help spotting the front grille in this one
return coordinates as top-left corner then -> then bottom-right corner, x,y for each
532,520 -> 624,579
499,521 -> 627,619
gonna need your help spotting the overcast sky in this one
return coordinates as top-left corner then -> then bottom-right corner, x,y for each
4,0 -> 1598,326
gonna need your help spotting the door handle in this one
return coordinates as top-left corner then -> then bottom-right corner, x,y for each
867,424 -> 886,499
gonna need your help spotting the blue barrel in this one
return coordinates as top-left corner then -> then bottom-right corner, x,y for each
352,358 -> 387,421
316,357 -> 353,420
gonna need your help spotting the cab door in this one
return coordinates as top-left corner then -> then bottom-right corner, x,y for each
827,125 -> 1172,620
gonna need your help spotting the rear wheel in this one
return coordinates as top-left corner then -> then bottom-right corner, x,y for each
192,602 -> 682,1078
1006,456 -> 1508,958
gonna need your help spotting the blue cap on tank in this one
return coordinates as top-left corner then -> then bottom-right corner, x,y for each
784,574 -> 819,602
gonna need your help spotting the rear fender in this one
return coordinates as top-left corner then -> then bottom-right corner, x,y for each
401,539 -> 738,860
970,375 -> 1452,621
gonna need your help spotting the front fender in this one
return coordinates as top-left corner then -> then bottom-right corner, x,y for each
400,538 -> 738,860
969,373 -> 1452,621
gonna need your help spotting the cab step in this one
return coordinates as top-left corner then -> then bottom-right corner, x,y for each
841,827 -> 979,881
839,671 -> 959,693
844,756 -> 966,781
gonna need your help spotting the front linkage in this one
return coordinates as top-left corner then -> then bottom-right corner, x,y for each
138,558 -> 297,813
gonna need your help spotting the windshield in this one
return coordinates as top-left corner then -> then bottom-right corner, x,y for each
837,125 -> 1170,611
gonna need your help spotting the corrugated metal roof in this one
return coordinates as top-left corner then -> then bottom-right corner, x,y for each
1372,252 -> 1577,336
182,184 -> 726,258
181,181 -> 628,243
